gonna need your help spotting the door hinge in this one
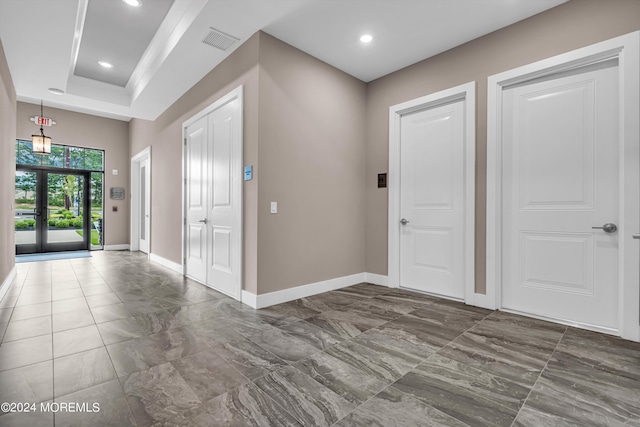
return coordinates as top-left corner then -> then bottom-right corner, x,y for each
184,218 -> 187,225
184,138 -> 187,146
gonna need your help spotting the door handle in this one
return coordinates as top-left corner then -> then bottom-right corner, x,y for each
400,218 -> 410,225
198,219 -> 208,224
632,233 -> 640,240
592,223 -> 617,233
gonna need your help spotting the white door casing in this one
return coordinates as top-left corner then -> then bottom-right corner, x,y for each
502,60 -> 619,331
130,146 -> 151,254
139,156 -> 151,253
389,82 -> 475,303
183,86 -> 243,301
486,32 -> 640,341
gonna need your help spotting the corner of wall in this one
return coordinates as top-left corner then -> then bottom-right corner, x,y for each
0,38 -> 17,289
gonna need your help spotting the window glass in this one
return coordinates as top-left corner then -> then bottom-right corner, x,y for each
15,140 -> 104,172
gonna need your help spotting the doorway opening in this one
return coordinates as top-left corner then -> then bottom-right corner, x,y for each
486,32 -> 640,341
182,86 -> 243,301
131,147 -> 151,254
15,140 -> 105,254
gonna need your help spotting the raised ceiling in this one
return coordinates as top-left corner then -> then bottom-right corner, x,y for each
0,0 -> 566,121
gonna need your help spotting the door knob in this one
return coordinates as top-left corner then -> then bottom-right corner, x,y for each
592,223 -> 617,233
400,218 -> 410,225
198,219 -> 208,224
632,233 -> 640,240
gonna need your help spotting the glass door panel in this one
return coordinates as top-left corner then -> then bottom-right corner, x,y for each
43,172 -> 90,252
15,170 -> 38,251
15,168 -> 91,254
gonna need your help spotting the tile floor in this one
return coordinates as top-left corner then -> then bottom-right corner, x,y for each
0,251 -> 639,426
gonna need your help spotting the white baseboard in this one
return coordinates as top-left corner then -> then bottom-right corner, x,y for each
0,265 -> 17,304
149,253 -> 183,274
242,272 -> 370,309
104,244 -> 131,251
241,290 -> 258,308
364,273 -> 389,287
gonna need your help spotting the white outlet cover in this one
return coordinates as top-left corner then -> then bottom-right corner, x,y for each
112,169 -> 119,175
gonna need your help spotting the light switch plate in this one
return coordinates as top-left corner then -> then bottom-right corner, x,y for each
270,202 -> 277,214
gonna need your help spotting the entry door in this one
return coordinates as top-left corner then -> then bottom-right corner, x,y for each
139,157 -> 150,254
15,168 -> 90,254
501,60 -> 619,330
399,99 -> 466,299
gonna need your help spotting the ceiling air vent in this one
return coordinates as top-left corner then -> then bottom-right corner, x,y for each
202,28 -> 239,51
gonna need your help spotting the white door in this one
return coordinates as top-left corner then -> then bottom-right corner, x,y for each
206,98 -> 242,298
399,99 -> 466,299
185,116 -> 208,284
501,60 -> 619,330
139,157 -> 150,254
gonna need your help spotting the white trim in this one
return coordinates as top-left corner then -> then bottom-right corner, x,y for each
388,81 -> 476,304
364,272 -> 389,287
486,31 -> 640,341
241,273 -> 368,309
240,290 -> 257,309
130,146 -> 151,254
473,293 -> 494,310
182,85 -> 244,301
501,308 -> 618,337
0,266 -> 17,304
103,244 -> 131,251
149,253 -> 183,274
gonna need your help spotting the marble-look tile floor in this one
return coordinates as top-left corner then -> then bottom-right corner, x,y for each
1,251 -> 639,426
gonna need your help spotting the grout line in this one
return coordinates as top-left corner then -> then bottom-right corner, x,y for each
509,326 -> 568,427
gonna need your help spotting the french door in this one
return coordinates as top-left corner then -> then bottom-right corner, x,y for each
184,87 -> 243,300
15,167 -> 91,254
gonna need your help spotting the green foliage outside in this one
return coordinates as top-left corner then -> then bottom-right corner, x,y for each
15,140 -> 104,245
76,230 -> 100,245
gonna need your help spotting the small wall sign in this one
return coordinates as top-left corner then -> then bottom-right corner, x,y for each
110,187 -> 125,200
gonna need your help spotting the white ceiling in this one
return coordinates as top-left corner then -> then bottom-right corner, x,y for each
0,0 -> 566,122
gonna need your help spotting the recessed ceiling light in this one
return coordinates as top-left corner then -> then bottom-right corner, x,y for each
122,0 -> 142,6
98,61 -> 113,69
360,34 -> 373,43
48,88 -> 64,95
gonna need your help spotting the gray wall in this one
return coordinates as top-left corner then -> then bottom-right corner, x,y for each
364,0 -> 640,293
256,33 -> 367,294
129,32 -> 261,293
4,0 -> 639,300
0,38 -> 16,288
16,103 -> 130,247
130,32 -> 367,295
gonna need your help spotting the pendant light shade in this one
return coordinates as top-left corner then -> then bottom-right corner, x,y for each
32,131 -> 52,155
32,101 -> 52,155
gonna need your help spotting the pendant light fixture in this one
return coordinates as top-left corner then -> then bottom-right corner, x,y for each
32,101 -> 51,155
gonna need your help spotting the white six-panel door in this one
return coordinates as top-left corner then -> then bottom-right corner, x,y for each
501,60 -> 619,330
